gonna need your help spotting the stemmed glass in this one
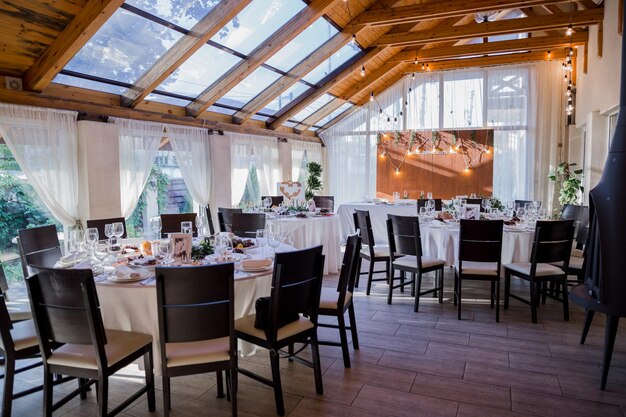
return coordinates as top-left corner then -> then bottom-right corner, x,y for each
93,240 -> 109,274
104,223 -> 114,240
159,240 -> 173,265
263,197 -> 271,211
68,229 -> 84,265
426,199 -> 435,213
85,227 -> 99,261
195,212 -> 206,238
149,217 -> 162,239
112,222 -> 124,239
267,230 -> 281,257
256,229 -> 267,258
481,199 -> 492,212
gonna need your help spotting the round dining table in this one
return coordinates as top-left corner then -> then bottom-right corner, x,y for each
92,242 -> 294,374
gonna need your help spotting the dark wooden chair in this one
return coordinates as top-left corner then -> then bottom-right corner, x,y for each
465,198 -> 484,211
453,220 -> 504,322
205,205 -> 216,236
156,263 -> 237,417
0,261 -> 31,322
313,196 -> 334,211
235,246 -> 325,416
514,199 -> 534,209
160,213 -> 197,237
504,220 -> 575,323
86,217 -> 127,239
416,199 -> 443,211
231,213 -> 266,238
0,288 -> 76,416
318,234 -> 361,368
387,215 -> 446,312
218,208 -> 243,233
17,225 -> 62,278
26,267 -> 155,417
355,210 -> 390,295
261,196 -> 284,207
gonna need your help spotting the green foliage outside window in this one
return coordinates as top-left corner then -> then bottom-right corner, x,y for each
305,162 -> 323,201
126,165 -> 171,238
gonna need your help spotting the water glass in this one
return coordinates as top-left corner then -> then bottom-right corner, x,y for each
426,199 -> 435,213
256,229 -> 267,258
112,222 -> 124,239
68,229 -> 84,263
392,191 -> 400,202
181,221 -> 193,234
149,217 -> 162,239
195,213 -> 206,238
85,227 -> 99,258
159,240 -> 173,265
419,206 -> 427,216
427,192 -> 433,200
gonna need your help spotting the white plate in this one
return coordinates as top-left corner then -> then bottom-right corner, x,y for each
205,253 -> 248,262
235,264 -> 273,272
110,266 -> 152,282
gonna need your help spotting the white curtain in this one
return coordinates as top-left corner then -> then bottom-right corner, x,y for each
225,132 -> 280,205
0,104 -> 80,226
111,118 -> 163,218
291,140 -> 322,183
167,124 -> 212,207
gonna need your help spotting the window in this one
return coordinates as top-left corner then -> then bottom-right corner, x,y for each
219,67 -> 282,109
303,44 -> 360,85
443,72 -> 484,128
126,147 -> 194,237
262,82 -> 311,114
125,0 -> 222,30
407,77 -> 440,129
0,144 -> 60,295
238,157 -> 262,207
291,94 -> 334,122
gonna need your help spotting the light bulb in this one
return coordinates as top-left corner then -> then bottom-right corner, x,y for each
422,63 -> 425,70
569,47 -> 574,56
464,166 -> 471,173
380,151 -> 386,157
387,117 -> 391,122
395,167 -> 400,174
485,148 -> 492,155
379,108 -> 383,114
411,72 -> 415,80
370,92 -> 374,102
426,64 -> 430,70
566,24 -> 573,36
360,64 -> 365,77
548,50 -> 551,58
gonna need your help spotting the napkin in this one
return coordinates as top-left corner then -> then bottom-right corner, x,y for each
240,259 -> 272,270
57,251 -> 87,266
114,266 -> 151,281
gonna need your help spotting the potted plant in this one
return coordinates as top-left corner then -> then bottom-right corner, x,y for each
305,162 -> 323,201
548,162 -> 584,206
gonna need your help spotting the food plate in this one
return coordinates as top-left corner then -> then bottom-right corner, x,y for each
109,266 -> 152,282
205,252 -> 248,262
238,258 -> 273,272
235,264 -> 273,272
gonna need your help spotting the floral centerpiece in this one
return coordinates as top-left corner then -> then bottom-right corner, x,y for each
191,238 -> 214,261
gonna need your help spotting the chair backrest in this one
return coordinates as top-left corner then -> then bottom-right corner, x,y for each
561,204 -> 585,221
18,225 -> 61,277
205,205 -> 216,236
416,199 -> 443,211
530,220 -> 575,267
465,198 -> 484,211
354,209 -> 375,247
0,289 -> 16,353
458,220 -> 504,263
231,213 -> 266,238
336,234 -> 362,301
313,196 -> 334,211
156,264 -> 234,350
514,199 -> 533,209
26,267 -> 107,365
24,248 -> 63,274
387,214 -> 422,258
218,208 -> 243,233
261,196 -> 284,207
0,262 -> 8,294
160,213 -> 197,238
267,246 -> 325,342
86,217 -> 127,239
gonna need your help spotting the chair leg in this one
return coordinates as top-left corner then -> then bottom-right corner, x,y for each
230,367 -> 238,417
453,270 -> 458,306
216,370 -> 225,398
144,350 -> 156,412
414,273 -> 423,313
457,272 -> 462,320
366,259 -> 375,296
580,309 -> 595,344
163,376 -> 171,417
490,281 -> 495,308
288,343 -> 294,362
354,256 -> 362,288
269,350 -> 285,416
2,354 -> 15,417
79,378 -> 88,400
541,281 -> 547,305
504,270 -> 511,310
386,267 -> 395,305
529,280 -> 538,324
385,260 -> 391,284
310,333 -> 324,396
337,312 -> 351,368
601,315 -> 620,390
495,278 -> 500,323
400,271 -> 405,293
561,278 -> 569,321
43,370 -> 54,417
97,377 -> 108,417
348,303 -> 359,350
438,268 -> 444,304
411,272 -> 415,297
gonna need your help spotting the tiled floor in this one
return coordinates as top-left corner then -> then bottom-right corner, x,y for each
4,266 -> 626,416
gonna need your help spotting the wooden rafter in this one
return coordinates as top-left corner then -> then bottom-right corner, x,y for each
375,8 -> 603,47
352,0 -> 564,28
186,0 -> 339,118
22,0 -> 125,92
120,0 -> 251,108
388,32 -> 588,63
294,98 -> 347,132
317,104 -> 359,134
355,67 -> 408,106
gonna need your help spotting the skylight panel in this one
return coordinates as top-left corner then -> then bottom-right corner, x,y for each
303,44 -> 360,85
124,0 -> 222,30
64,8 -> 183,84
265,17 -> 338,72
208,105 -> 236,115
318,102 -> 353,125
218,67 -> 282,109
290,93 -> 334,122
145,93 -> 191,106
262,82 -> 311,114
211,0 -> 306,55
52,73 -> 127,95
156,44 -> 241,97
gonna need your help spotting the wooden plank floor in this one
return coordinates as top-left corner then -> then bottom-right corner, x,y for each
4,265 -> 626,416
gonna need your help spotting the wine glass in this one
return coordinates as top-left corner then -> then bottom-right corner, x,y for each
68,229 -> 84,265
195,213 -> 206,238
85,227 -> 99,260
267,230 -> 281,257
481,199 -> 492,212
159,240 -> 173,265
104,223 -> 114,240
112,222 -> 124,239
427,192 -> 433,200
93,240 -> 109,274
181,221 -> 193,234
256,229 -> 267,258
107,236 -> 122,260
426,199 -> 435,213
149,217 -> 162,239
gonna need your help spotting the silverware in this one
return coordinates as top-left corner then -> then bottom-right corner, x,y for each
140,277 -> 155,285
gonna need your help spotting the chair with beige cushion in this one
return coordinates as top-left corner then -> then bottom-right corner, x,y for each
453,220 -> 504,322
504,220 -> 575,323
235,246 -> 325,416
355,210 -> 390,294
318,234 -> 361,368
156,263 -> 237,417
17,225 -> 61,278
387,215 -> 446,312
26,267 -> 155,417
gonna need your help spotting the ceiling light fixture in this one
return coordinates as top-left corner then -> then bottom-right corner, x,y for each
360,64 -> 366,77
370,92 -> 374,101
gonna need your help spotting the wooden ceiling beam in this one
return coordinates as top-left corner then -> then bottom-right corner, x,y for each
266,46 -> 385,130
355,69 -> 408,106
338,61 -> 406,101
577,0 -> 601,9
375,8 -> 603,47
317,104 -> 359,134
388,32 -> 588,63
120,0 -> 251,108
186,0 -> 339,118
352,0 -> 564,28
22,0 -> 125,92
294,98 -> 347,132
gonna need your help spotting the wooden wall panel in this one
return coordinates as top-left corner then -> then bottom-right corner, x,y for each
376,140 -> 493,200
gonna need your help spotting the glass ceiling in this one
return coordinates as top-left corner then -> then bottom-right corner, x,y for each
53,0 -> 363,130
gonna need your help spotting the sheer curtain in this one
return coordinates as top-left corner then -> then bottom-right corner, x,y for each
291,140 -> 322,183
0,104 -> 80,226
225,132 -> 280,205
111,118 -> 163,217
167,124 -> 212,207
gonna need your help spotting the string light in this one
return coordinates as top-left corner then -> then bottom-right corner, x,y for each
566,24 -> 573,36
395,167 -> 400,174
360,64 -> 366,77
370,91 -> 374,102
411,72 -> 415,80
350,33 -> 357,46
565,0 -> 574,36
422,63 -> 425,70
547,50 -> 551,59
569,47 -> 574,57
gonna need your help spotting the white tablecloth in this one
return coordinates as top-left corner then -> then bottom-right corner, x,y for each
95,244 -> 293,374
421,223 -> 534,266
337,202 -> 417,245
266,215 -> 341,275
